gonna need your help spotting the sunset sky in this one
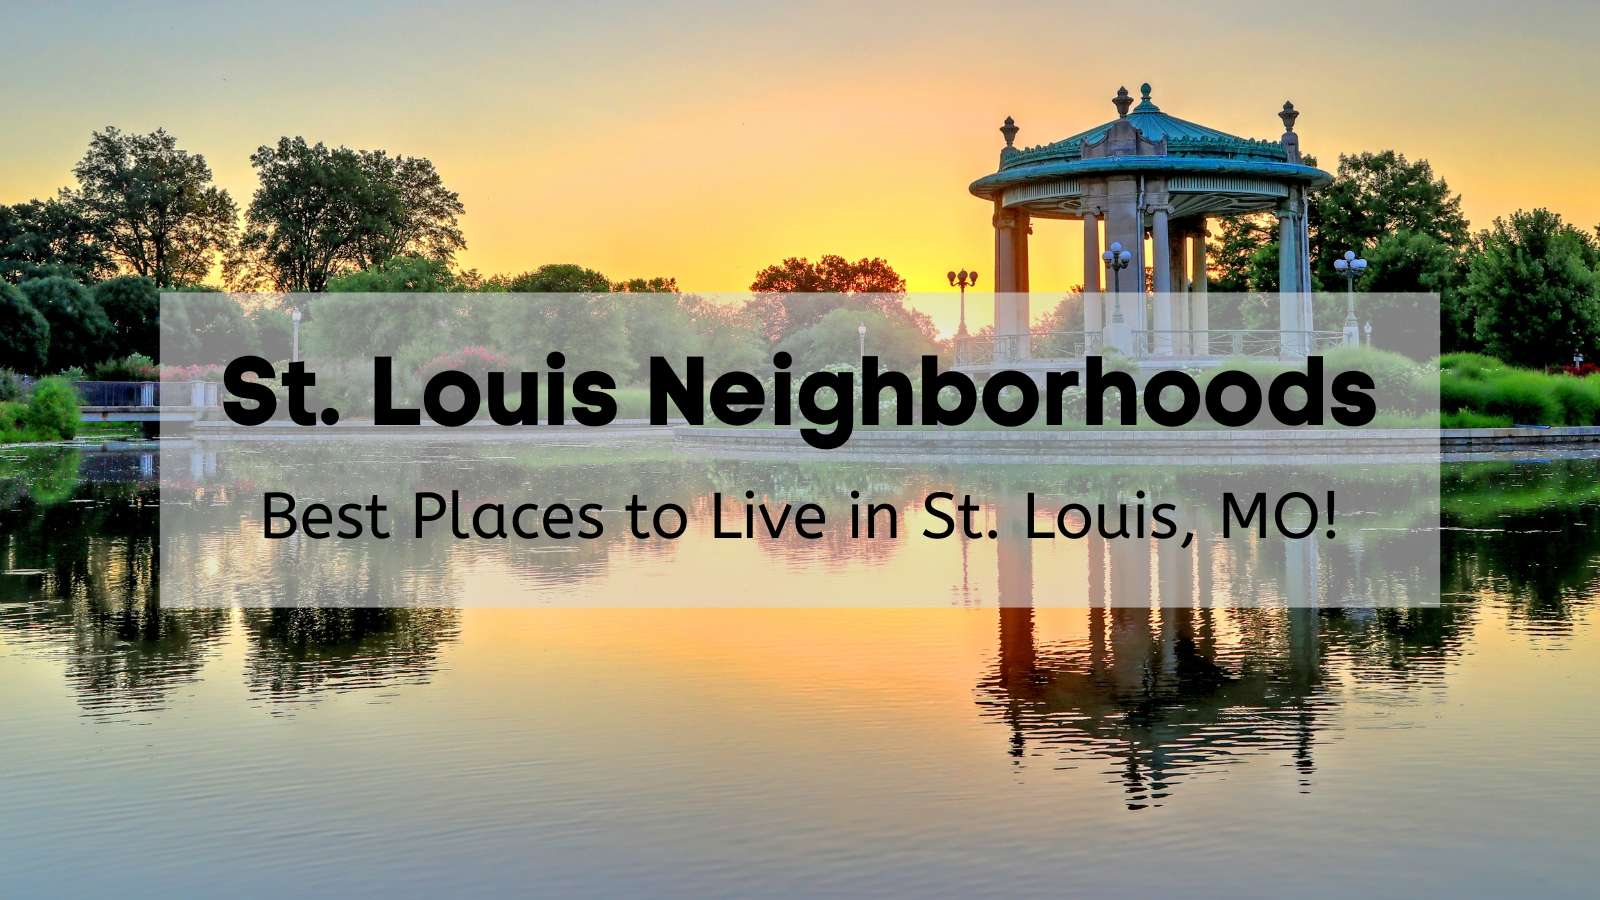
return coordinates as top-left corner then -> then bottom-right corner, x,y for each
4,0 -> 1598,335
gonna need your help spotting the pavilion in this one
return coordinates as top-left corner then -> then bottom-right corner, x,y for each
964,83 -> 1335,366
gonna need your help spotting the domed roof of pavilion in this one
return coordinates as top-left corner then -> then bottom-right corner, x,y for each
970,83 -> 1331,210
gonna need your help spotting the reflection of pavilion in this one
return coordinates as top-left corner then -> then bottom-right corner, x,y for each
979,523 -> 1325,809
962,83 -> 1337,367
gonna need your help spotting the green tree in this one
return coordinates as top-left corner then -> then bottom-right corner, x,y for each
92,275 -> 160,360
230,138 -> 397,292
349,152 -> 465,268
326,255 -> 461,292
504,264 -> 613,293
1311,150 -> 1469,290
159,289 -> 253,365
68,127 -> 236,286
1207,214 -> 1276,293
0,282 -> 50,374
1463,209 -> 1600,368
18,276 -> 113,371
249,307 -> 293,361
0,198 -> 112,283
786,306 -> 937,372
231,139 -> 464,292
1355,229 -> 1468,354
748,255 -> 911,343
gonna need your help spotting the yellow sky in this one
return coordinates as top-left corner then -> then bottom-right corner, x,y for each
3,1 -> 1598,336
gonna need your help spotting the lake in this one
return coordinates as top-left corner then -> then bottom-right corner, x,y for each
1,443 -> 1596,898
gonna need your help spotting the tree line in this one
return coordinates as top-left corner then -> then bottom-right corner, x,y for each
1205,150 -> 1600,368
5,126 -> 1600,377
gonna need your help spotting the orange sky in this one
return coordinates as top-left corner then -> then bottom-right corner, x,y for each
3,1 -> 1598,337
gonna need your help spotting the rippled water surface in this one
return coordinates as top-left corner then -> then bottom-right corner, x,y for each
2,445 -> 1597,898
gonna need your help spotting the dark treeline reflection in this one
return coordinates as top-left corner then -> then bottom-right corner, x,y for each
1,448 -> 460,715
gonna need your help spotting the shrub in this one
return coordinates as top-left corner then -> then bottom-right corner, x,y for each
417,346 -> 512,384
1550,375 -> 1600,425
93,353 -> 160,382
1479,370 -> 1562,425
0,281 -> 51,374
1320,345 -> 1427,411
1439,352 -> 1507,379
18,376 -> 79,440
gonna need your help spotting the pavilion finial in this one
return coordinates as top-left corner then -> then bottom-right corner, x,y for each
1113,86 -> 1133,118
1000,116 -> 1019,147
1279,100 -> 1299,133
1133,82 -> 1160,112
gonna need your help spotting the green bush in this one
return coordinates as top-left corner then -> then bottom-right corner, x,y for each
92,353 -> 160,381
1439,352 -> 1507,379
20,377 -> 79,440
1550,375 -> 1600,425
1320,345 -> 1428,412
1479,370 -> 1562,425
1439,370 -> 1492,414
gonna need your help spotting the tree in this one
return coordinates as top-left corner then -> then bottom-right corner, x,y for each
748,255 -> 912,343
1207,214 -> 1276,293
68,127 -> 236,286
786,306 -> 937,372
230,138 -> 464,292
504,264 -> 612,293
159,289 -> 254,365
1462,209 -> 1600,368
249,308 -> 293,361
0,282 -> 50,373
230,138 -> 396,292
614,276 -> 679,293
18,276 -> 114,371
349,152 -> 465,268
1356,230 -> 1468,354
0,197 -> 112,284
91,275 -> 160,361
1311,150 -> 1469,290
326,255 -> 461,292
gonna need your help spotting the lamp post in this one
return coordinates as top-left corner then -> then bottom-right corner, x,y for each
1101,241 -> 1132,316
858,321 -> 867,358
947,269 -> 978,337
1334,249 -> 1367,346
1101,241 -> 1134,355
291,306 -> 303,363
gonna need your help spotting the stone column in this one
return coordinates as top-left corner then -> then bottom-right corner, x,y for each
1172,230 -> 1190,351
1103,177 -> 1141,355
1082,211 -> 1102,344
1190,221 -> 1209,356
993,202 -> 1017,360
1013,212 -> 1031,359
1278,199 -> 1304,357
1151,207 -> 1173,355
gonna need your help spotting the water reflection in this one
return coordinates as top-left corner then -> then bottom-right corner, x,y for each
1,446 -> 1594,768
1,448 -> 461,715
